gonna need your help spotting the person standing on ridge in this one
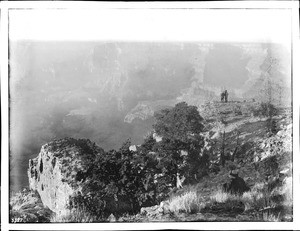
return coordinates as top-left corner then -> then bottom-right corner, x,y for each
221,91 -> 225,102
224,90 -> 229,103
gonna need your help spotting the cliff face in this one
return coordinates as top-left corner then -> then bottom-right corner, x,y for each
28,138 -> 104,214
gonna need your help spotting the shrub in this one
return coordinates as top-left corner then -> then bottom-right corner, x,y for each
252,102 -> 278,118
69,140 -> 162,218
234,105 -> 242,115
258,155 -> 279,179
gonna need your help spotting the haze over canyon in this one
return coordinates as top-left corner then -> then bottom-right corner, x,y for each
9,41 -> 291,191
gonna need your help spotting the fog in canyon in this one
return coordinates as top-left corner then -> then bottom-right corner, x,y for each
9,41 -> 291,191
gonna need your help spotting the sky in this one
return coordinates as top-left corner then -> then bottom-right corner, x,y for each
9,8 -> 292,46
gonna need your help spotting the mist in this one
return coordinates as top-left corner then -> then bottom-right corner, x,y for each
9,41 -> 291,191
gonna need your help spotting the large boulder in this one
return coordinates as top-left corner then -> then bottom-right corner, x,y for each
28,138 -> 105,215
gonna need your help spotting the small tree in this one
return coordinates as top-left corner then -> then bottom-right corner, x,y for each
153,102 -> 204,143
153,102 -> 206,184
259,57 -> 280,134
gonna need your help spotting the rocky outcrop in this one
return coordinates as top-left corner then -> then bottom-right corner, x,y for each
139,201 -> 171,220
258,122 -> 292,161
124,100 -> 175,123
124,102 -> 154,123
28,138 -> 105,214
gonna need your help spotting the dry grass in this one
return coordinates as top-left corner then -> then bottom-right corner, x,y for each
209,185 -> 269,212
262,211 -> 281,222
168,191 -> 204,214
207,182 -> 267,212
281,176 -> 292,207
50,207 -> 100,223
241,184 -> 266,211
210,190 -> 239,203
10,189 -> 40,211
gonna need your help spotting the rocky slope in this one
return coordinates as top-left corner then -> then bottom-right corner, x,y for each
37,103 -> 292,220
10,189 -> 54,223
27,138 -> 104,215
130,101 -> 293,222
119,102 -> 292,222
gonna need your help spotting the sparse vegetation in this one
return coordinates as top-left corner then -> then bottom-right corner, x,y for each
168,191 -> 204,214
50,206 -> 101,223
210,190 -> 239,203
262,211 -> 281,222
10,189 -> 53,223
251,102 -> 278,118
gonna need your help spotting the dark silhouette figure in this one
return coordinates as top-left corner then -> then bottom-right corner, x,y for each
223,171 -> 250,195
221,90 -> 229,102
221,91 -> 225,102
224,90 -> 229,103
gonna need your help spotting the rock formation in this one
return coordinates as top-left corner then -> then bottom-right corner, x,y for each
124,100 -> 175,123
28,138 -> 104,214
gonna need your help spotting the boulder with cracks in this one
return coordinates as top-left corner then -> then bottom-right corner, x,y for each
28,138 -> 105,215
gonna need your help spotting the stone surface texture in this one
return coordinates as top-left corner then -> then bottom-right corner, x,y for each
28,138 -> 104,214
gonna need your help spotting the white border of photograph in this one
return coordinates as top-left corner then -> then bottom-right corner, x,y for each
1,1 -> 300,230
